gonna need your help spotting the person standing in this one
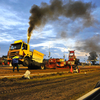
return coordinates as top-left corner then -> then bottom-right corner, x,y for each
12,53 -> 20,72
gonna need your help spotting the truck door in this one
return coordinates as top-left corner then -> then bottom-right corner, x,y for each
22,43 -> 28,56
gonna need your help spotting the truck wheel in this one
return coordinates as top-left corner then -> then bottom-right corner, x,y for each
23,58 -> 30,67
73,65 -> 76,70
40,65 -> 45,70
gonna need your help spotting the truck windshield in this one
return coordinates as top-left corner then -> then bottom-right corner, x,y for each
10,43 -> 22,50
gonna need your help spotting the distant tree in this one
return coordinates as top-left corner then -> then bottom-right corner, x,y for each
88,51 -> 98,65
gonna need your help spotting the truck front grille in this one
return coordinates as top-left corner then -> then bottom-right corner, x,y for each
9,52 -> 19,58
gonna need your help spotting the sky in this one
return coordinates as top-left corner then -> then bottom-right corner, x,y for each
0,0 -> 100,62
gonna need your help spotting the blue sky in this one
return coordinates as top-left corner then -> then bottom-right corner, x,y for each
0,0 -> 100,62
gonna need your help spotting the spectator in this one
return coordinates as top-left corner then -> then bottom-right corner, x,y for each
12,53 -> 20,72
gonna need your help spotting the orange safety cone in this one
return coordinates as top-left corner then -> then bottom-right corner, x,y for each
70,66 -> 73,73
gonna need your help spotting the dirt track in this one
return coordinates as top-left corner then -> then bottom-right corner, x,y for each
0,65 -> 76,78
0,65 -> 100,100
0,65 -> 99,76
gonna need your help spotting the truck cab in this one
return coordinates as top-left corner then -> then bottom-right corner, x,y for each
7,40 -> 32,63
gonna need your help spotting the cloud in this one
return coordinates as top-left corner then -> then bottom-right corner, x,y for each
0,4 -> 29,43
0,5 -> 29,30
75,34 -> 100,53
30,37 -> 76,55
0,32 -> 15,42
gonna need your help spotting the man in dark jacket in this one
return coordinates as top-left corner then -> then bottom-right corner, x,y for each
12,53 -> 20,72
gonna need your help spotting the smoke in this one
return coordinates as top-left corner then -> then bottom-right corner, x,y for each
75,34 -> 100,53
88,51 -> 98,60
27,0 -> 95,43
88,51 -> 98,64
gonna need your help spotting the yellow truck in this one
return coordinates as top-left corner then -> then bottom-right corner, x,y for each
7,40 -> 45,69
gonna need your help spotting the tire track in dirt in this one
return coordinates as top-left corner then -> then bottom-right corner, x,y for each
0,72 -> 100,100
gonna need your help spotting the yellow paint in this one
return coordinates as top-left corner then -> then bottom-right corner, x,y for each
7,40 -> 31,61
14,40 -> 23,43
32,49 -> 44,63
60,59 -> 64,62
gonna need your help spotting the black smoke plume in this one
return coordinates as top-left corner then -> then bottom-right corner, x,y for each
27,0 -> 95,43
75,34 -> 100,53
88,51 -> 98,65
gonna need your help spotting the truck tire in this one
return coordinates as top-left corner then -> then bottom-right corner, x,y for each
73,65 -> 76,70
40,65 -> 45,70
23,58 -> 30,67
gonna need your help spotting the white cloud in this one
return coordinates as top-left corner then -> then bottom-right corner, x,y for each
30,24 -> 55,40
53,53 -> 62,57
30,38 -> 76,53
92,7 -> 100,19
0,32 -> 15,42
0,6 -> 28,30
75,51 -> 89,57
30,42 -> 49,48
96,32 -> 99,34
